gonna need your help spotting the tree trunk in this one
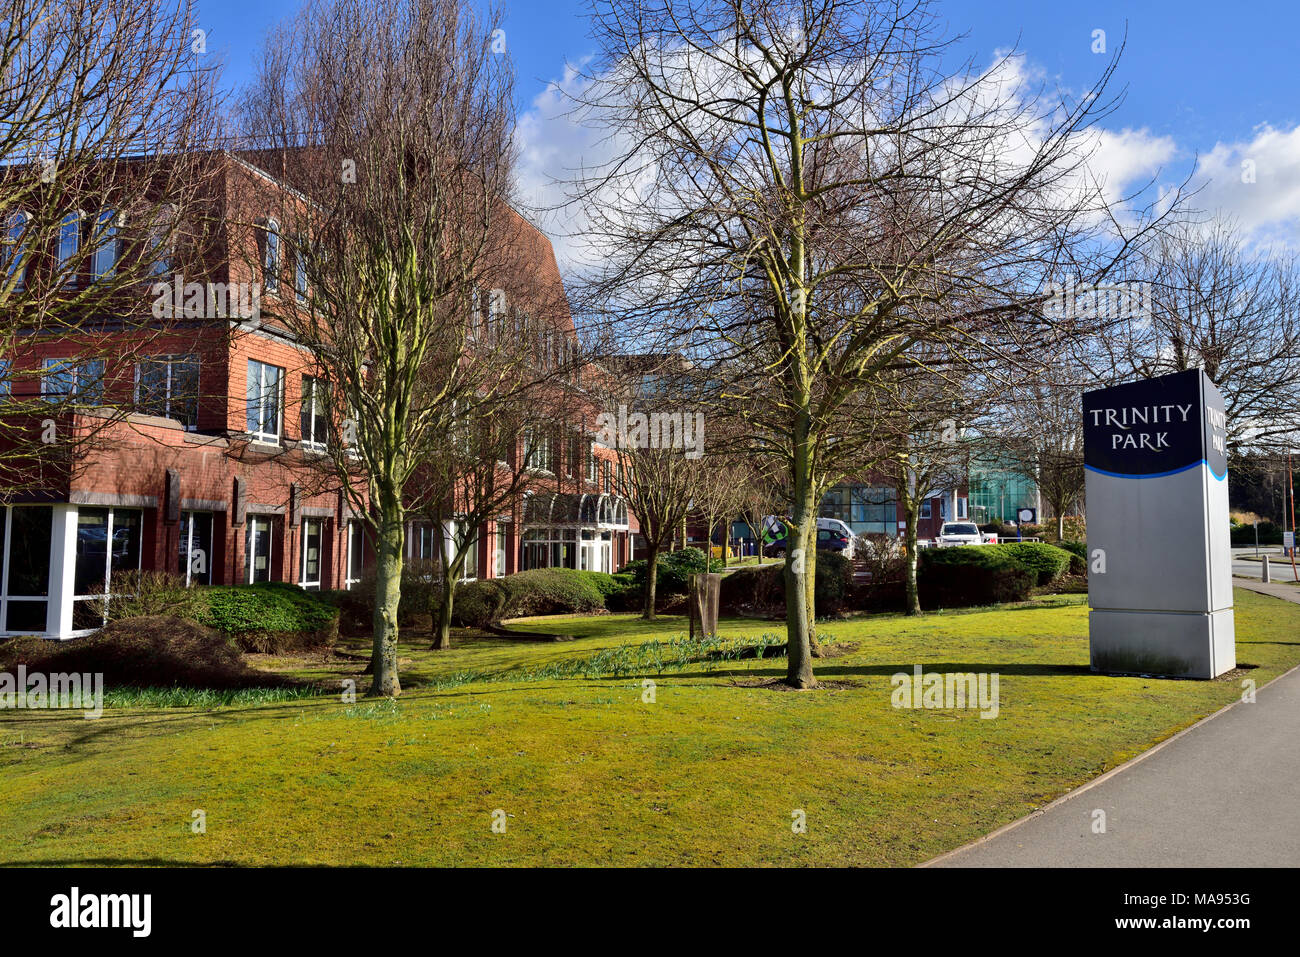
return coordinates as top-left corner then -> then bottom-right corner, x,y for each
785,437 -> 816,688
1056,511 -> 1065,542
642,542 -> 660,620
432,562 -> 455,650
368,508 -> 403,697
805,535 -> 822,656
903,501 -> 922,616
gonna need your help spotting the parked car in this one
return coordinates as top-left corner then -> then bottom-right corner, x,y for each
762,517 -> 855,558
933,522 -> 993,547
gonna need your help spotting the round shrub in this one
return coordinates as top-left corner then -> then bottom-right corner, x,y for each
450,568 -> 607,627
622,547 -> 722,597
199,583 -> 339,652
991,542 -> 1073,585
918,547 -> 1035,608
1057,540 -> 1088,575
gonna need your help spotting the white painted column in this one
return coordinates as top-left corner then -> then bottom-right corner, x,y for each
45,505 -> 78,639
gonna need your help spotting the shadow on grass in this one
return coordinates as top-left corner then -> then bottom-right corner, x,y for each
592,661 -> 1097,682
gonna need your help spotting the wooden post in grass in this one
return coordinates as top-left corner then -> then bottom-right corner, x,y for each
689,573 -> 722,640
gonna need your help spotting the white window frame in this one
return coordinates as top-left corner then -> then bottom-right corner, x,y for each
180,510 -> 213,586
91,208 -> 120,281
345,519 -> 364,589
300,374 -> 328,451
71,507 -> 143,634
263,219 -> 280,294
5,210 -> 29,288
246,359 -> 284,444
299,518 -> 323,590
135,354 -> 199,429
245,515 -> 275,584
58,210 -> 82,286
41,357 -> 104,404
0,505 -> 55,634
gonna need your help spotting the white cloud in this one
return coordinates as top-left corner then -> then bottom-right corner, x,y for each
1186,124 -> 1300,248
516,51 -> 1300,272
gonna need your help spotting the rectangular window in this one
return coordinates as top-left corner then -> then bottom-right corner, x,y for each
137,355 -> 199,428
587,444 -> 596,483
5,211 -> 28,288
299,519 -> 323,590
246,359 -> 284,443
263,221 -> 280,293
921,500 -> 932,520
1,506 -> 53,633
72,507 -> 141,631
294,233 -> 308,303
0,358 -> 9,399
346,519 -> 365,589
42,358 -> 104,404
494,526 -> 506,577
91,209 -> 119,281
58,212 -> 80,287
245,515 -> 275,584
300,375 -> 328,449
958,497 -> 968,519
179,511 -> 214,586
524,429 -> 551,472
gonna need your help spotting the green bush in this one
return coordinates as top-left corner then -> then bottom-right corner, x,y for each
199,583 -> 339,652
1057,540 -> 1088,575
991,542 -> 1073,585
335,559 -> 443,628
622,547 -> 723,597
451,568 -> 608,627
918,547 -> 1034,609
1231,521 -> 1282,546
718,551 -> 853,616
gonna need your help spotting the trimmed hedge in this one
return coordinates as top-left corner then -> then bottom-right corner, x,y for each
1231,521 -> 1283,546
719,551 -> 853,617
917,547 -> 1035,609
451,568 -> 608,627
989,542 -> 1073,585
199,583 -> 340,652
105,574 -> 340,652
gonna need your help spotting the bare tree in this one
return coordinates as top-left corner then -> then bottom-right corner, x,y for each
236,0 -> 528,696
0,0 -> 221,498
1089,220 -> 1300,456
571,0 -> 1168,685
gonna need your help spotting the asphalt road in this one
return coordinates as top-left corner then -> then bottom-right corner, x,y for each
928,634 -> 1300,867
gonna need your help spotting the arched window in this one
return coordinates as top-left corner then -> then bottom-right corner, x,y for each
263,219 -> 280,293
91,209 -> 120,281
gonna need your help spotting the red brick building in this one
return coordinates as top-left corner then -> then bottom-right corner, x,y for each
0,151 -> 635,638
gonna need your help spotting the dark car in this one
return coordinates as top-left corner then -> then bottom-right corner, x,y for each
763,526 -> 852,558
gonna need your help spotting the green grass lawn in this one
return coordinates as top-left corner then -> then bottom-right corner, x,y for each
1,588 -> 1296,867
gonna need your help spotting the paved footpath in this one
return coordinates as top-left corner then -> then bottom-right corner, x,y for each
928,583 -> 1300,867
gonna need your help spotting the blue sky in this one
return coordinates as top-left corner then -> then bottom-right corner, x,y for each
199,0 -> 1300,258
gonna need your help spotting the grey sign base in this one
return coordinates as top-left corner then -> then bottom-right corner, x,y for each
1089,608 -> 1236,679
